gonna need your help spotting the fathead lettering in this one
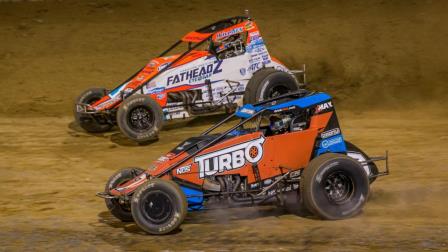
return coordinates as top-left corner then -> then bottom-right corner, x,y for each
166,60 -> 223,86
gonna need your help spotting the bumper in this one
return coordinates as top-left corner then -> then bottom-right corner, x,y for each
75,103 -> 116,124
96,192 -> 117,199
365,150 -> 390,179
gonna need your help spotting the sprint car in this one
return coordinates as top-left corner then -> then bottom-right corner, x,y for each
74,14 -> 304,142
97,91 -> 389,235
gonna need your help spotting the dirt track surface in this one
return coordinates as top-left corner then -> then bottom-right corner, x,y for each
1,0 -> 448,251
1,0 -> 447,117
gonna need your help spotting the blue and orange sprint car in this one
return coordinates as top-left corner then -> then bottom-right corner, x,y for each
97,90 -> 389,234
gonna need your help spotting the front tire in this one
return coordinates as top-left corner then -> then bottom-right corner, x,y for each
105,167 -> 145,222
243,68 -> 299,104
301,153 -> 369,220
131,179 -> 187,235
74,87 -> 113,133
117,94 -> 164,143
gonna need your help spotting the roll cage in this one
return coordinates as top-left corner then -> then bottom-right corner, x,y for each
108,16 -> 251,100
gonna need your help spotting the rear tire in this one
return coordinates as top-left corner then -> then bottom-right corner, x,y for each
105,167 -> 145,222
74,87 -> 113,133
243,68 -> 299,104
131,179 -> 187,235
301,153 -> 369,220
117,94 -> 164,143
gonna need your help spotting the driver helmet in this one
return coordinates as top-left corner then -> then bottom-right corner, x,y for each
269,115 -> 292,132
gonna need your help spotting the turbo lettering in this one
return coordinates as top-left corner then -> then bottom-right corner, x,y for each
194,136 -> 265,178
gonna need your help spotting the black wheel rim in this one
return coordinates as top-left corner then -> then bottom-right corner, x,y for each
323,171 -> 354,204
267,85 -> 290,99
142,191 -> 173,224
128,106 -> 154,132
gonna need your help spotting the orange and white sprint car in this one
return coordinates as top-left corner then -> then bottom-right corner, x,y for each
97,91 -> 389,235
74,14 -> 304,142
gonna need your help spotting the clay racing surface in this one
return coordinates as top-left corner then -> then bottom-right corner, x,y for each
0,0 -> 447,251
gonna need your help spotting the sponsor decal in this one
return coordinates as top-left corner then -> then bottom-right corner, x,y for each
142,68 -> 154,74
249,31 -> 260,37
175,140 -> 191,151
176,165 -> 191,175
166,106 -> 185,112
320,128 -> 341,139
320,135 -> 343,149
316,101 -> 333,113
216,27 -> 243,40
244,21 -> 255,30
158,212 -> 181,233
195,136 -> 266,178
147,81 -> 157,88
147,87 -> 165,94
158,62 -> 170,71
148,59 -> 159,67
166,60 -> 223,86
246,39 -> 265,53
239,67 -> 246,76
239,107 -> 255,115
273,106 -> 296,113
157,155 -> 170,162
247,62 -> 262,73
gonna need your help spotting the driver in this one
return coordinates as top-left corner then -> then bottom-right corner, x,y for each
212,34 -> 244,59
269,115 -> 291,134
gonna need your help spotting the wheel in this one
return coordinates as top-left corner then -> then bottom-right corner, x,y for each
117,94 -> 164,143
131,179 -> 187,235
243,68 -> 299,104
300,153 -> 370,220
105,167 -> 145,222
345,141 -> 379,184
74,87 -> 113,133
